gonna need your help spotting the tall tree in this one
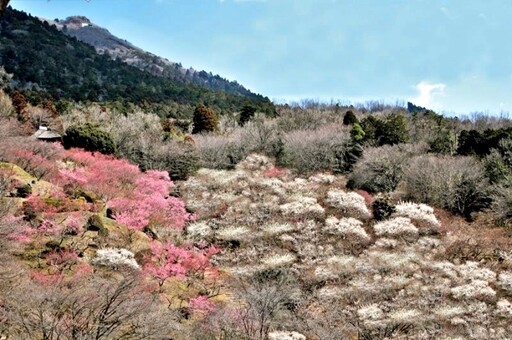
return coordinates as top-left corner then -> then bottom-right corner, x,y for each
0,0 -> 10,18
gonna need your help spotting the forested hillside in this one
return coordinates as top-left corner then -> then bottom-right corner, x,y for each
49,15 -> 259,97
0,8 -> 275,116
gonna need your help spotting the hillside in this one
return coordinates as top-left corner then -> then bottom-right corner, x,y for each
2,129 -> 512,338
44,15 -> 258,98
0,8 -> 275,115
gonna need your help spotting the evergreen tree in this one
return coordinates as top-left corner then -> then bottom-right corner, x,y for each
11,91 -> 29,123
239,105 -> 257,126
343,110 -> 358,125
192,103 -> 219,134
63,123 -> 117,155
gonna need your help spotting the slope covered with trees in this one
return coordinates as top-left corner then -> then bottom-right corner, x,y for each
51,15 -> 259,98
0,8 -> 275,116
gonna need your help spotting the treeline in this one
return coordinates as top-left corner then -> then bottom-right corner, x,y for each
0,8 -> 275,116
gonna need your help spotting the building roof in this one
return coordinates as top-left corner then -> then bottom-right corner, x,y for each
32,126 -> 62,140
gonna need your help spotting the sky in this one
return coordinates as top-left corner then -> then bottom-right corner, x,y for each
9,0 -> 512,115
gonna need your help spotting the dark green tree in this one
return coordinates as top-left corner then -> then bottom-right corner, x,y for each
63,123 -> 117,155
378,113 -> 409,146
192,103 -> 219,134
343,110 -> 358,125
239,104 -> 257,126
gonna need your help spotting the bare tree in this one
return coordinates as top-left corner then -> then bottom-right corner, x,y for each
3,273 -> 178,339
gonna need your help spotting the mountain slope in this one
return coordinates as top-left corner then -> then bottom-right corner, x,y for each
45,15 -> 257,98
0,8 -> 275,115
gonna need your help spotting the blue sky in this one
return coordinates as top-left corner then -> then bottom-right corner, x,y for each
10,0 -> 512,115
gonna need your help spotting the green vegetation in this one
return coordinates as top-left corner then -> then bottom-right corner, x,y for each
192,103 -> 219,134
63,123 -> 116,155
0,8 -> 275,116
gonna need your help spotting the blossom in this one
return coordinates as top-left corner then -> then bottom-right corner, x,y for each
324,216 -> 370,242
373,217 -> 419,239
92,248 -> 140,270
326,189 -> 370,219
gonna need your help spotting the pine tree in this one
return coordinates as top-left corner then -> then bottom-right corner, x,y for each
11,91 -> 29,124
192,103 -> 219,134
239,104 -> 257,126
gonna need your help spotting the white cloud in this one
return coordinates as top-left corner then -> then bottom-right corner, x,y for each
410,81 -> 446,109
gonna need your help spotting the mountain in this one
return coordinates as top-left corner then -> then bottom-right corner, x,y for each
0,8 -> 275,115
45,15 -> 257,98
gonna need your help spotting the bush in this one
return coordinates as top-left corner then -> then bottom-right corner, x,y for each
195,132 -> 250,169
63,123 -> 116,155
15,183 -> 32,198
192,103 -> 219,134
484,138 -> 512,185
457,128 -> 512,157
372,198 -> 396,221
347,144 -> 422,193
343,110 -> 358,125
360,113 -> 409,146
402,155 -> 491,219
239,105 -> 257,126
284,124 -> 350,174
490,185 -> 512,227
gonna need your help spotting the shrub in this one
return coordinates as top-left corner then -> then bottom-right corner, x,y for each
284,124 -> 350,174
195,133 -> 250,169
0,91 -> 13,118
490,185 -> 512,226
192,103 -> 219,134
393,201 -> 440,233
91,248 -> 139,270
343,110 -> 358,125
347,144 -> 422,193
484,138 -> 512,185
326,189 -> 371,219
63,123 -> 116,155
402,155 -> 491,219
373,217 -> 418,239
360,113 -> 409,146
15,183 -> 32,198
372,198 -> 396,221
239,105 -> 257,126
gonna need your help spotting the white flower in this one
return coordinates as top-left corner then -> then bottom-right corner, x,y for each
451,280 -> 496,301
308,173 -> 335,184
374,238 -> 398,249
357,304 -> 384,321
389,308 -> 423,323
186,221 -> 212,238
497,271 -> 512,294
314,266 -> 338,280
262,253 -> 296,267
217,226 -> 251,241
263,222 -> 295,235
326,189 -> 370,219
373,217 -> 419,239
279,196 -> 325,218
433,305 -> 466,320
394,201 -> 440,232
495,299 -> 512,318
324,216 -> 370,242
268,331 -> 306,340
92,248 -> 139,270
457,261 -> 496,282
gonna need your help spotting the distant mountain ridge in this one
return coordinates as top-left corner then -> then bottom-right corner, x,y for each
44,15 -> 255,97
0,8 -> 275,115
